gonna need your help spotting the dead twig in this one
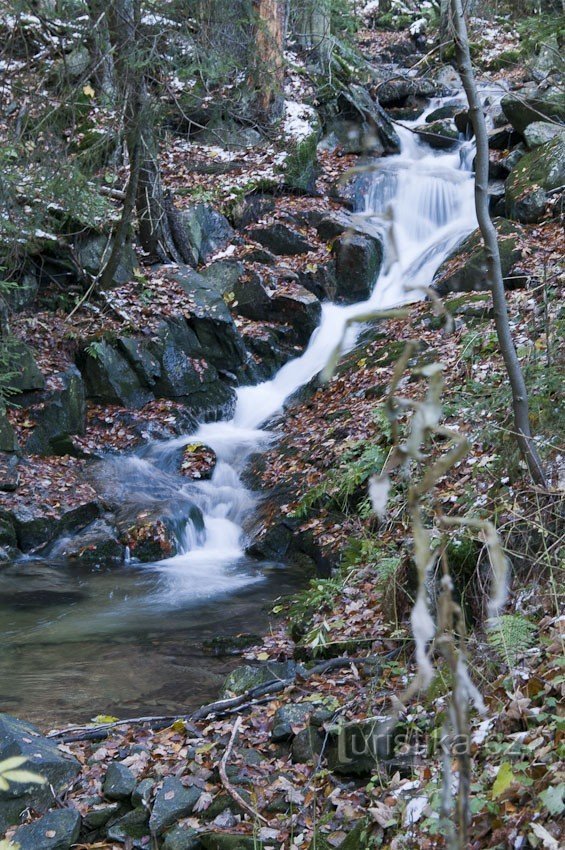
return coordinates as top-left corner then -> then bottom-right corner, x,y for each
219,716 -> 269,825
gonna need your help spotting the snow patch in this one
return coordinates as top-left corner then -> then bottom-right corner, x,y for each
283,101 -> 317,144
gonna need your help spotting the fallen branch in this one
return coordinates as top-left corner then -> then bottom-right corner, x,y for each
48,656 -> 384,742
219,716 -> 269,825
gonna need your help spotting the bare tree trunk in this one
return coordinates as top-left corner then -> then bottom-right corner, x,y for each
449,0 -> 547,487
292,0 -> 331,72
108,0 -> 186,263
252,0 -> 288,121
87,0 -> 116,102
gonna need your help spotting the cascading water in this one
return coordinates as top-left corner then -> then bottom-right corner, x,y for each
0,93 -> 492,722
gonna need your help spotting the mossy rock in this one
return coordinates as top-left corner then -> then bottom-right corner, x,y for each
414,119 -> 459,150
433,219 -> 527,295
501,88 -> 565,134
199,835 -> 260,850
505,135 -> 565,223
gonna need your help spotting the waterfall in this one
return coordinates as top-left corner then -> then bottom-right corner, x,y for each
126,94 -> 481,604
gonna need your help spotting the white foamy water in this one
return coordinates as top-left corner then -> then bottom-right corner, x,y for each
145,95 -> 483,603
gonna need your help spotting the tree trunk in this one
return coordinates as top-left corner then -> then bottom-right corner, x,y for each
292,0 -> 331,72
449,0 -> 547,487
252,0 -> 288,120
106,0 -> 189,265
87,0 -> 116,102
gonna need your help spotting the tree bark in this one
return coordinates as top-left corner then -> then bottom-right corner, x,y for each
87,0 -> 116,102
107,0 -> 186,264
252,0 -> 288,120
449,0 -> 546,487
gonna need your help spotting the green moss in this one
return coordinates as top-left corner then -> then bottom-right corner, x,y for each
283,133 -> 318,192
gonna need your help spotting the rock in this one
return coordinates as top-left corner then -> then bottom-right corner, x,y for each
337,84 -> 401,154
523,121 -> 565,149
0,714 -> 80,832
51,519 -> 124,566
75,233 -> 137,286
80,339 -> 153,409
249,223 -> 314,255
222,661 -> 304,697
488,125 -> 521,150
427,104 -> 461,124
199,835 -> 258,850
103,762 -> 137,801
488,180 -> 506,216
0,507 -> 17,548
83,802 -> 121,831
334,233 -> 383,303
533,35 -> 561,78
12,499 -> 101,553
297,261 -> 336,301
233,273 -> 321,345
201,793 -> 245,821
199,260 -> 245,295
12,808 -> 81,850
291,727 -> 323,763
202,633 -> 261,656
149,777 -> 202,836
0,404 -> 18,452
414,119 -> 459,149
131,777 -> 154,809
162,824 -> 200,850
433,219 -> 527,296
454,108 -> 471,134
230,194 -> 276,229
152,318 -> 237,421
5,269 -> 39,312
326,717 -> 396,775
6,340 -> 44,393
240,322 -> 302,381
272,703 -> 314,742
24,366 -> 87,456
501,87 -> 565,134
0,563 -> 85,608
119,509 -> 179,562
106,807 -> 150,843
178,203 -> 234,265
118,337 -> 161,389
502,144 -> 526,172
376,77 -> 437,107
173,267 -> 250,381
180,442 -> 217,480
505,135 -> 565,223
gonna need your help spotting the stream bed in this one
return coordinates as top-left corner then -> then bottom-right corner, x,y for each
0,91 -> 495,729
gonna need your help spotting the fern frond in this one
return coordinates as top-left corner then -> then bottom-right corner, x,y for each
487,614 -> 537,666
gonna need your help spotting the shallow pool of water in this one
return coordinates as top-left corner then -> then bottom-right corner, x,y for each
0,557 -> 306,728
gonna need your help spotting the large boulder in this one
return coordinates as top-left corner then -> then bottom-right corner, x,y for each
0,713 -> 80,832
12,808 -> 81,850
433,219 -> 527,296
173,266 -> 250,381
374,76 -> 438,108
334,233 -> 383,303
0,404 -> 19,452
178,203 -> 234,266
75,233 -> 137,286
505,135 -> 565,223
5,340 -> 44,393
80,340 -> 153,409
151,318 -> 236,421
523,121 -> 565,149
326,717 -> 396,776
337,84 -> 401,154
501,86 -> 565,134
233,273 -> 321,345
49,518 -> 124,565
248,223 -> 314,255
12,498 -> 101,553
414,119 -> 459,149
222,661 -> 304,697
24,367 -> 87,455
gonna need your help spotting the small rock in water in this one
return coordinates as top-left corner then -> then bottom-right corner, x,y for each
180,442 -> 217,480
